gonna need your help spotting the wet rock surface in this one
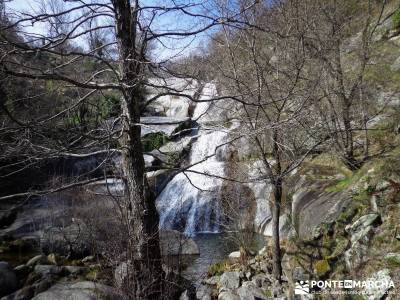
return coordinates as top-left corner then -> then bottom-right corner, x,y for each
31,281 -> 120,300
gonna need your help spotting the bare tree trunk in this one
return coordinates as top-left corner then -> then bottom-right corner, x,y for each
334,40 -> 358,170
271,179 -> 282,283
113,1 -> 163,298
341,97 -> 358,170
120,89 -> 163,299
271,131 -> 282,282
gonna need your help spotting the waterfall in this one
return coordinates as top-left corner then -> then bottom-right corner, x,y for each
156,83 -> 228,236
156,129 -> 227,235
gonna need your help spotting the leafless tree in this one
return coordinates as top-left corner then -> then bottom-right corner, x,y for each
205,0 -> 326,282
202,0 -> 392,283
0,0 -> 263,298
3,0 -> 388,296
302,0 -> 389,170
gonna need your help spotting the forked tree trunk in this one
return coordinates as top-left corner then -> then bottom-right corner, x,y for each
113,1 -> 163,298
333,38 -> 359,171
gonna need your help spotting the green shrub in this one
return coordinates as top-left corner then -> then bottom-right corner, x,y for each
393,8 -> 400,29
208,260 -> 229,276
100,93 -> 121,118
142,132 -> 169,152
263,289 -> 272,297
337,206 -> 359,224
385,255 -> 400,267
325,178 -> 352,192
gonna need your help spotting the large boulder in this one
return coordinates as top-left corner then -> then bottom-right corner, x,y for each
26,255 -> 47,267
148,136 -> 194,166
218,290 -> 240,300
262,214 -> 290,238
391,56 -> 400,72
141,117 -> 191,137
146,78 -> 199,118
0,200 -> 65,240
147,169 -> 173,195
34,265 -> 63,276
345,214 -> 381,238
163,97 -> 190,118
159,230 -> 199,256
144,154 -> 156,168
220,272 -> 241,290
251,273 -> 271,289
196,284 -> 213,300
32,281 -> 121,300
291,182 -> 351,239
344,214 -> 381,270
159,136 -> 193,154
237,281 -> 269,300
0,262 -> 18,297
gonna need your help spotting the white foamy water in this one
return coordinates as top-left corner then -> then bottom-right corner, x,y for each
157,83 -> 228,235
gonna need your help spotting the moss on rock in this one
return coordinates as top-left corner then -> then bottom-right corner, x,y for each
314,259 -> 331,276
328,238 -> 350,260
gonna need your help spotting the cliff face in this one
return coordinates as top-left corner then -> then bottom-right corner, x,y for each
278,15 -> 400,294
280,147 -> 400,296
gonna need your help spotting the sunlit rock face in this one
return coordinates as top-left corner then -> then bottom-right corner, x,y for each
245,160 -> 273,236
146,78 -> 199,118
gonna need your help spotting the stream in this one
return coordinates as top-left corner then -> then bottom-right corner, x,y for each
178,232 -> 265,283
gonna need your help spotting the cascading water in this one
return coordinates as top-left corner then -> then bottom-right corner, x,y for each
156,83 -> 228,236
157,129 -> 227,235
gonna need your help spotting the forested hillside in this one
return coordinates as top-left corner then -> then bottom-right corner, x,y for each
0,0 -> 400,299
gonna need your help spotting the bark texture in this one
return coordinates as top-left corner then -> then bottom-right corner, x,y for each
113,0 -> 163,298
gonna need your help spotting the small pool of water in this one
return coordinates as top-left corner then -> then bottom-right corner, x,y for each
180,232 -> 266,283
